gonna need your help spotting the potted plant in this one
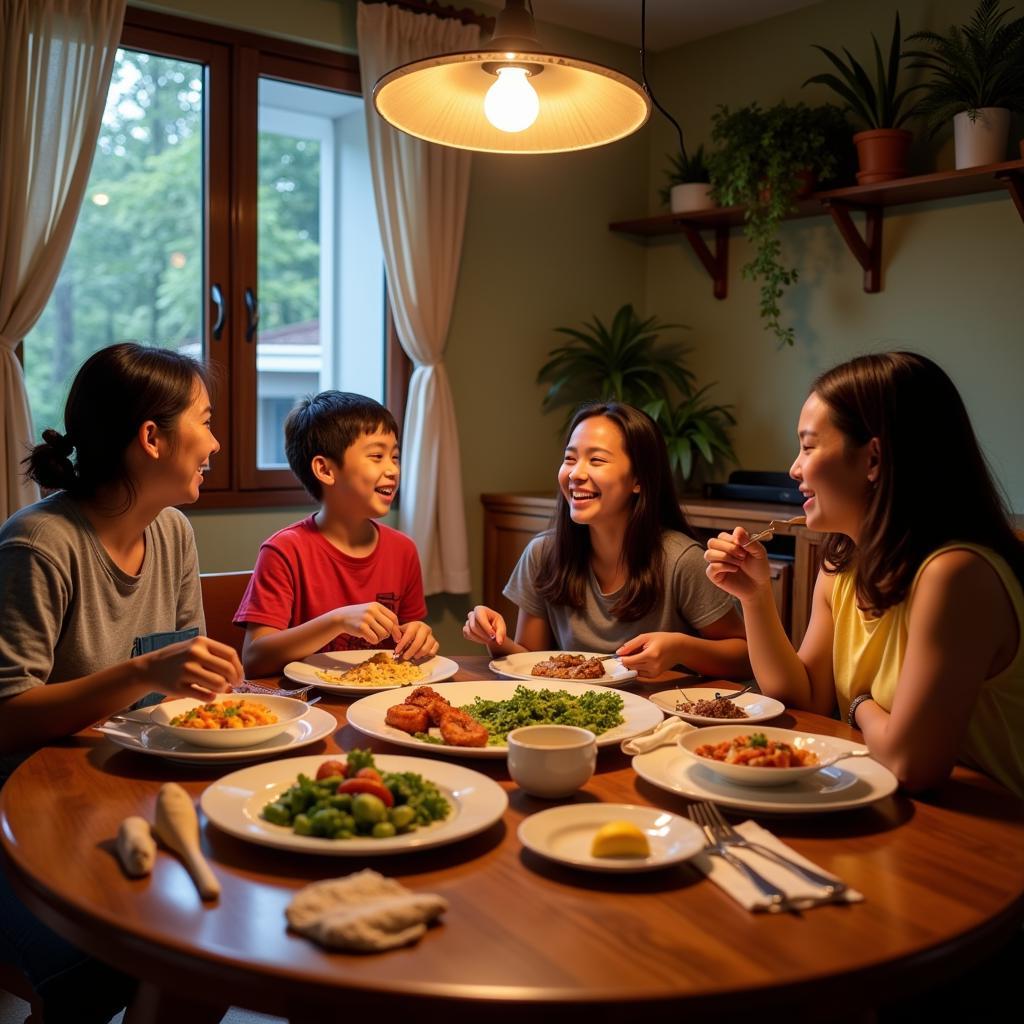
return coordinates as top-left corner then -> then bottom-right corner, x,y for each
659,144 -> 715,214
905,0 -> 1024,168
537,304 -> 736,488
804,12 -> 922,184
708,101 -> 854,347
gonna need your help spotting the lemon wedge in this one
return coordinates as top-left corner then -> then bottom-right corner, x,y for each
591,820 -> 651,859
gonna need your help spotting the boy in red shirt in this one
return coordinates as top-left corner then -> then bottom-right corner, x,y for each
235,391 -> 436,676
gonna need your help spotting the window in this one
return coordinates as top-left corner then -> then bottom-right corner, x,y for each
22,10 -> 400,506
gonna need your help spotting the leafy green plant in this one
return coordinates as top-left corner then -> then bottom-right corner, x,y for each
905,0 -> 1024,135
804,12 -> 922,128
708,102 -> 854,346
644,390 -> 737,485
658,143 -> 711,206
538,304 -> 736,485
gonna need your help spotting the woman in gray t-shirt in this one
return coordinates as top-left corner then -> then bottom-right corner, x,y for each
0,343 -> 242,1023
465,402 -> 749,680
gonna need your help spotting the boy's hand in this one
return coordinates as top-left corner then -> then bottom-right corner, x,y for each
394,621 -> 438,661
336,602 -> 401,647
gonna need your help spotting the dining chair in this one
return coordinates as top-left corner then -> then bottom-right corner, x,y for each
199,571 -> 252,657
0,961 -> 42,1023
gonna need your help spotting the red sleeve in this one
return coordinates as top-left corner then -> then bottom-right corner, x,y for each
397,538 -> 428,623
233,544 -> 296,630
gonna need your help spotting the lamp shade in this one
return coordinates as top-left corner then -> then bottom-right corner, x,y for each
373,49 -> 651,154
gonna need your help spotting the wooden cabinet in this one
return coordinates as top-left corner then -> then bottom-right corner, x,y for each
481,493 -> 824,643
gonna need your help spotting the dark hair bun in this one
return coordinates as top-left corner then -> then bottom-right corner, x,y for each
24,429 -> 78,490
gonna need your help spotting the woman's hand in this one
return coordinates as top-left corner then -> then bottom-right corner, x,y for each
704,528 -> 773,602
138,636 -> 242,696
615,632 -> 681,679
463,605 -> 507,647
395,620 -> 439,661
336,602 -> 402,646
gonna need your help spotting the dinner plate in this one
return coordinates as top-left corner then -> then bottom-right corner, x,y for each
650,688 -> 786,726
346,679 -> 663,759
489,651 -> 638,687
283,650 -> 459,694
95,706 -> 337,764
632,738 -> 898,815
200,753 -> 508,854
518,803 -> 706,873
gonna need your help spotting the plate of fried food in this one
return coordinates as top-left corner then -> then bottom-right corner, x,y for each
346,679 -> 663,759
283,650 -> 459,695
649,687 -> 785,725
488,651 -> 637,687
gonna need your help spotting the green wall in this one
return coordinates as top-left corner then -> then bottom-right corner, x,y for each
643,0 -> 1024,514
143,0 -> 1024,655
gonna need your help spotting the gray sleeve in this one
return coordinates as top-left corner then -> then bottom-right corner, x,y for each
0,544 -> 70,697
177,520 -> 206,635
501,535 -> 550,619
671,541 -> 736,629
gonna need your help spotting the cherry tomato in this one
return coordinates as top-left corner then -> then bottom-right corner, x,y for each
316,759 -> 347,781
338,778 -> 394,807
356,767 -> 384,785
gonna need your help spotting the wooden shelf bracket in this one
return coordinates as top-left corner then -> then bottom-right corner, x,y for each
996,169 -> 1024,224
822,199 -> 882,293
680,224 -> 729,299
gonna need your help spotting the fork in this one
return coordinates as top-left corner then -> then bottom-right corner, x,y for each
742,515 -> 807,547
687,804 -> 789,909
699,801 -> 846,897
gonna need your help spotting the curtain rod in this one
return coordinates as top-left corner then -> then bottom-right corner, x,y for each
366,0 -> 495,33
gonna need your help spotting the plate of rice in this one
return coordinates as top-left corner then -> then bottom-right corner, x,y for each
284,650 -> 459,695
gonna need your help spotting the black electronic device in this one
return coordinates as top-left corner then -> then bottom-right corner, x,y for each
704,470 -> 804,506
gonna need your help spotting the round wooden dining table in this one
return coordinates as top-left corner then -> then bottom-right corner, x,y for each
3,656 -> 1024,1024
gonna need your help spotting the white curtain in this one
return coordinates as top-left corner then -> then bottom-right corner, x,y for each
0,0 -> 127,519
357,1 -> 476,595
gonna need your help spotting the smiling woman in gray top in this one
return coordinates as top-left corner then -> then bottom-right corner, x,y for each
464,402 -> 749,680
0,342 -> 242,1023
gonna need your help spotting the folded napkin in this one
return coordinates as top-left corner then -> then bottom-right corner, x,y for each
233,681 -> 313,701
694,820 -> 862,912
620,717 -> 695,754
287,870 -> 448,952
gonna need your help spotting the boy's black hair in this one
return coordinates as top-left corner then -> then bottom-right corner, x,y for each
284,391 -> 400,500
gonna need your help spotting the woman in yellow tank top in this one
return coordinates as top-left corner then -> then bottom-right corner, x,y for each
705,352 -> 1024,797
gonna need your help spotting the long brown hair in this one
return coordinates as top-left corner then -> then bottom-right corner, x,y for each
815,351 -> 1024,613
534,402 -> 694,621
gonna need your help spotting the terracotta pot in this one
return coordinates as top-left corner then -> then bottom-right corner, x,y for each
758,170 -> 816,204
670,182 -> 716,214
853,128 -> 912,184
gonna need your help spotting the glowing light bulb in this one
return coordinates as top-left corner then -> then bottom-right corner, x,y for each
484,66 -> 539,133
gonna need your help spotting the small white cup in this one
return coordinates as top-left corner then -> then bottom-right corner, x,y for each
507,725 -> 597,799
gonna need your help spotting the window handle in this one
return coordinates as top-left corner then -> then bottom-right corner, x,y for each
210,283 -> 225,340
244,287 -> 260,342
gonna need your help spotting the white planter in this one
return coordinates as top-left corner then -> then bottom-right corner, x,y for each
953,108 -> 1010,169
670,182 -> 715,214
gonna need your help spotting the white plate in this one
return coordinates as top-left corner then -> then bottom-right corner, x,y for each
95,706 -> 337,763
518,803 -> 706,873
650,688 -> 786,726
200,753 -> 508,854
346,679 -> 663,759
144,693 -> 309,749
632,739 -> 898,815
284,650 -> 459,695
489,651 -> 638,687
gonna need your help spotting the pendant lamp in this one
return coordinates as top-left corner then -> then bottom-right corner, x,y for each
372,0 -> 652,154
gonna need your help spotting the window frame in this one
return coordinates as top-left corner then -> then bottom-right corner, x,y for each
105,7 -> 408,509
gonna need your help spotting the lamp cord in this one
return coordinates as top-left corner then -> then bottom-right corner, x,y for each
640,0 -> 687,163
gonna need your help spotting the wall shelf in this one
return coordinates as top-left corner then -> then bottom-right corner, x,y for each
610,158 -> 1024,298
